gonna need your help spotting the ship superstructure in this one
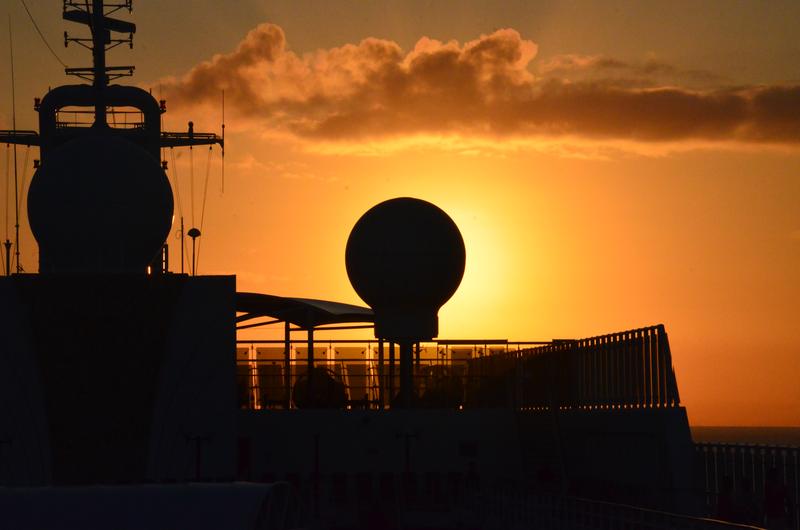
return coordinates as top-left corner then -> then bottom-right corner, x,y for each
1,0 -> 221,273
0,3 -> 797,530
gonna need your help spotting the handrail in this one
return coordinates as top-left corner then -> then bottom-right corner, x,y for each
234,324 -> 682,411
694,442 -> 799,529
507,323 -> 681,409
482,488 -> 767,529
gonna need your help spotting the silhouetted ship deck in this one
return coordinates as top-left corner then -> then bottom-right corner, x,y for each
0,2 -> 797,529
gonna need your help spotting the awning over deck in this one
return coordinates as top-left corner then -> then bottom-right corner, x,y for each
236,292 -> 374,329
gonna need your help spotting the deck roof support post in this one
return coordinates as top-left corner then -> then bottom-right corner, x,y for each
284,320 -> 291,409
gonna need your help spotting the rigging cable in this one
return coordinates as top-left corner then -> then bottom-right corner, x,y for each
189,144 -> 195,229
8,16 -> 21,273
195,145 -> 213,273
13,146 -> 29,273
4,145 -> 9,242
17,145 -> 29,220
19,0 -> 67,68
221,90 -> 225,194
3,145 -> 8,276
159,85 -> 164,172
169,147 -> 190,273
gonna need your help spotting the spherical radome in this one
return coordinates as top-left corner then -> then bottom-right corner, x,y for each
345,197 -> 466,337
28,135 -> 174,273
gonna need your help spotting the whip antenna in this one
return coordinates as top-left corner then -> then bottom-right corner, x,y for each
221,89 -> 225,194
3,146 -> 10,276
8,16 -> 21,273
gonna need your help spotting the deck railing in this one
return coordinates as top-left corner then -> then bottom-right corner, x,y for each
694,443 -> 799,529
54,108 -> 146,129
234,340 -> 538,410
254,469 -> 765,530
503,324 -> 680,410
235,324 -> 680,411
481,488 -> 766,530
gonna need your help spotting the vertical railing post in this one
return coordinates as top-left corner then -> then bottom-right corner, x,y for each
284,320 -> 291,409
570,342 -> 578,409
590,338 -> 597,408
650,326 -> 661,407
661,325 -> 680,406
307,326 -> 315,405
658,326 -> 669,407
644,328 -> 653,408
599,335 -> 607,408
378,339 -> 385,410
603,335 -> 610,408
388,342 -> 395,407
582,339 -> 599,408
614,333 -> 622,407
635,329 -> 642,408
626,331 -> 634,407
615,333 -> 622,408
577,340 -> 585,408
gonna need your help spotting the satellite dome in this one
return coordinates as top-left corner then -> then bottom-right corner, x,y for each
345,197 -> 465,340
27,135 -> 174,273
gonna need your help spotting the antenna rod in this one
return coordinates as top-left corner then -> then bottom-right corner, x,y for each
9,16 -> 20,273
3,240 -> 10,277
180,216 -> 184,274
91,0 -> 107,124
221,89 -> 225,193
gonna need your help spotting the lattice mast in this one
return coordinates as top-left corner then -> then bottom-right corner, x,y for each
0,0 -> 224,151
63,0 -> 136,124
0,0 -> 223,275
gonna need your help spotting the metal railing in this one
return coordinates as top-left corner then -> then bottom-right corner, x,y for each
510,324 -> 680,410
695,443 -> 799,529
234,340 -> 536,410
481,489 -> 765,530
54,108 -> 145,129
235,324 -> 681,411
248,470 -> 764,530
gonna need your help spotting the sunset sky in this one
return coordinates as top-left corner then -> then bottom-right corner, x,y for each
2,1 -> 798,426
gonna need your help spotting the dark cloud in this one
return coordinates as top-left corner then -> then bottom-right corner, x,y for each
161,24 -> 800,145
538,54 -> 723,86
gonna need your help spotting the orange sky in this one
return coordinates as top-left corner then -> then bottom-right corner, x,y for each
2,1 -> 798,426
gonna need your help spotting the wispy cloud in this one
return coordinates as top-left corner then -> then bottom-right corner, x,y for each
160,23 -> 800,149
537,54 -> 724,87
233,153 -> 337,182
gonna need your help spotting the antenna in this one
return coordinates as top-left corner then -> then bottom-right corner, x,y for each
8,16 -> 21,273
187,227 -> 200,276
179,216 -> 185,274
3,145 -> 9,276
62,0 -> 136,87
3,240 -> 10,277
188,121 -> 195,229
221,90 -> 225,193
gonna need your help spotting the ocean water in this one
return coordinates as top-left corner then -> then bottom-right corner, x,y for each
691,426 -> 800,446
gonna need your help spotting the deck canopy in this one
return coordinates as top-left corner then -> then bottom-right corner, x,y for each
236,292 -> 374,330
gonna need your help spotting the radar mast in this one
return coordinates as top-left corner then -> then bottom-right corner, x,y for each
0,0 -> 223,274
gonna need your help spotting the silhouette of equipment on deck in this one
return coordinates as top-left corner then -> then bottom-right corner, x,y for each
417,365 -> 465,408
346,197 -> 465,407
292,366 -> 347,409
28,135 -> 173,273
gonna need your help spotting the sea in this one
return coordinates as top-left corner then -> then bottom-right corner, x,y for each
691,426 -> 800,446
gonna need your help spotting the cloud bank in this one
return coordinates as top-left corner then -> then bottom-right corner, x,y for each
161,24 -> 800,146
